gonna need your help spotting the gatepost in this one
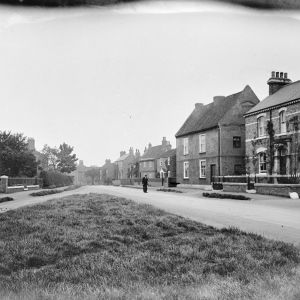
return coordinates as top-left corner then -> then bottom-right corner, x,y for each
0,175 -> 8,193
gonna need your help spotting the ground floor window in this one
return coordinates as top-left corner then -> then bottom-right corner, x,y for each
183,161 -> 189,179
259,152 -> 267,173
199,160 -> 206,178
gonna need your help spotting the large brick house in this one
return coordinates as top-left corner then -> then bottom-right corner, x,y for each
175,85 -> 259,184
115,148 -> 136,179
139,137 -> 172,178
100,159 -> 116,184
244,72 -> 300,176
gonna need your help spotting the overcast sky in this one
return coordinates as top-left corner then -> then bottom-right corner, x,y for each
0,0 -> 300,166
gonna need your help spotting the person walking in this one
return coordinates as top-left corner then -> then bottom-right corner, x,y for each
142,174 -> 149,193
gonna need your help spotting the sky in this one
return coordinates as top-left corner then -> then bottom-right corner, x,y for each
0,0 -> 300,166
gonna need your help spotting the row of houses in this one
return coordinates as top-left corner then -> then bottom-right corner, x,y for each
101,71 -> 300,186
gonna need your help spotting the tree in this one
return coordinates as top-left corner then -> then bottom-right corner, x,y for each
0,131 -> 38,177
85,168 -> 100,185
39,144 -> 59,171
57,142 -> 78,173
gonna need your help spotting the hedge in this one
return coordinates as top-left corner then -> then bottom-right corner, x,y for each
39,171 -> 74,188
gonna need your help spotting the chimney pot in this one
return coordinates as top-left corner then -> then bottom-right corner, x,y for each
267,71 -> 292,95
284,72 -> 288,79
271,71 -> 275,77
276,72 -> 279,78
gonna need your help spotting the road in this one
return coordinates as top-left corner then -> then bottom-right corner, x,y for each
1,185 -> 300,247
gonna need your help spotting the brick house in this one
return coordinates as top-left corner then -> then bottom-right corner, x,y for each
100,159 -> 116,184
139,137 -> 172,178
157,149 -> 176,179
175,85 -> 260,185
244,71 -> 300,176
115,148 -> 136,179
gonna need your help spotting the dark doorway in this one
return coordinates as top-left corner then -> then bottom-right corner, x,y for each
279,149 -> 287,175
210,164 -> 216,183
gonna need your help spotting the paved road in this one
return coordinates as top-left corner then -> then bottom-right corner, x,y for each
1,185 -> 300,247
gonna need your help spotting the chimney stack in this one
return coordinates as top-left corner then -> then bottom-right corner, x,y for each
267,71 -> 292,95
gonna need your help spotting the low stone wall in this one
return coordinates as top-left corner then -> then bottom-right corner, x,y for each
222,183 -> 247,193
6,185 -> 40,194
254,183 -> 300,197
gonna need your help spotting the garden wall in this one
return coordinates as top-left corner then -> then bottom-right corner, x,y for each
254,183 -> 300,197
222,183 -> 247,193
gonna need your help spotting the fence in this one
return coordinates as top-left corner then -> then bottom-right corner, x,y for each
8,177 -> 43,187
212,174 -> 300,186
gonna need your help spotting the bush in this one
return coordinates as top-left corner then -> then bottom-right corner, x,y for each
203,192 -> 251,200
212,182 -> 223,190
39,170 -> 74,188
156,188 -> 183,193
30,189 -> 62,197
0,197 -> 14,203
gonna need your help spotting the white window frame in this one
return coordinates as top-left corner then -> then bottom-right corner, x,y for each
258,152 -> 267,173
199,134 -> 206,153
183,161 -> 189,179
279,109 -> 287,134
257,116 -> 265,137
199,160 -> 206,178
183,137 -> 189,155
167,157 -> 170,166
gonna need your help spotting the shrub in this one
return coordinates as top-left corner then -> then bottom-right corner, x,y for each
203,192 -> 250,200
0,197 -> 14,203
212,182 -> 223,190
156,188 -> 183,193
39,170 -> 74,188
30,189 -> 62,197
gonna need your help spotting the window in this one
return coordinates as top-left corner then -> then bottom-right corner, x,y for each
259,152 -> 267,173
257,116 -> 265,137
279,110 -> 286,133
167,157 -> 170,166
183,162 -> 189,178
160,160 -> 163,166
199,160 -> 206,178
199,134 -> 206,153
183,137 -> 189,155
233,136 -> 241,148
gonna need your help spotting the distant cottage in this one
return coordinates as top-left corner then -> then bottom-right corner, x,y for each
175,85 -> 259,185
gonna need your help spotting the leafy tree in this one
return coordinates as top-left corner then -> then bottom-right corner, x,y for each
39,145 -> 59,171
57,143 -> 78,173
0,131 -> 38,177
85,168 -> 100,185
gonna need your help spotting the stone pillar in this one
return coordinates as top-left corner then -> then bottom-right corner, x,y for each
273,149 -> 280,174
0,175 -> 8,193
286,141 -> 291,175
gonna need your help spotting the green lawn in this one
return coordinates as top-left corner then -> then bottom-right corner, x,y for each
0,193 -> 299,299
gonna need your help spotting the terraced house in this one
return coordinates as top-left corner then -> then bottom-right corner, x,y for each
244,72 -> 300,176
175,85 -> 259,185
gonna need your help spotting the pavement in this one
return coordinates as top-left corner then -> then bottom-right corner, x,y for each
1,185 -> 300,247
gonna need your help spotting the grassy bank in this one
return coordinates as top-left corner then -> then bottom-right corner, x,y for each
0,193 -> 299,299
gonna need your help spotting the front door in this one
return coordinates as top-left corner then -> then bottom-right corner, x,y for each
279,149 -> 287,175
210,164 -> 216,183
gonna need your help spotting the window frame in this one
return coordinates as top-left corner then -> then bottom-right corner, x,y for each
183,137 -> 189,155
279,110 -> 287,134
258,152 -> 267,173
257,116 -> 265,137
199,160 -> 206,178
233,136 -> 241,148
183,161 -> 189,179
199,134 -> 206,153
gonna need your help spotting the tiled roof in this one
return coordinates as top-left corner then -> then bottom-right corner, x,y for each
175,85 -> 259,137
245,80 -> 300,115
140,145 -> 171,160
159,149 -> 176,158
115,153 -> 130,162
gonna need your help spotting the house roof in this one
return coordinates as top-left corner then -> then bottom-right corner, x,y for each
140,145 -> 171,161
115,153 -> 130,162
245,80 -> 300,115
175,85 -> 259,137
159,149 -> 176,158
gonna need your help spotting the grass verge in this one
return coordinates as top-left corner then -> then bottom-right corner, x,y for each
0,193 -> 299,299
30,185 -> 81,197
157,188 -> 183,193
203,192 -> 251,200
0,197 -> 14,204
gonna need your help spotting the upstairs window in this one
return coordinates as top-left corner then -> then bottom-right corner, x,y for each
233,136 -> 241,148
279,110 -> 286,133
167,157 -> 170,166
183,138 -> 189,155
257,116 -> 265,137
199,134 -> 206,153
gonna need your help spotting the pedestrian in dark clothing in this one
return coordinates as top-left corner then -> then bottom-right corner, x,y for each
142,175 -> 148,193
